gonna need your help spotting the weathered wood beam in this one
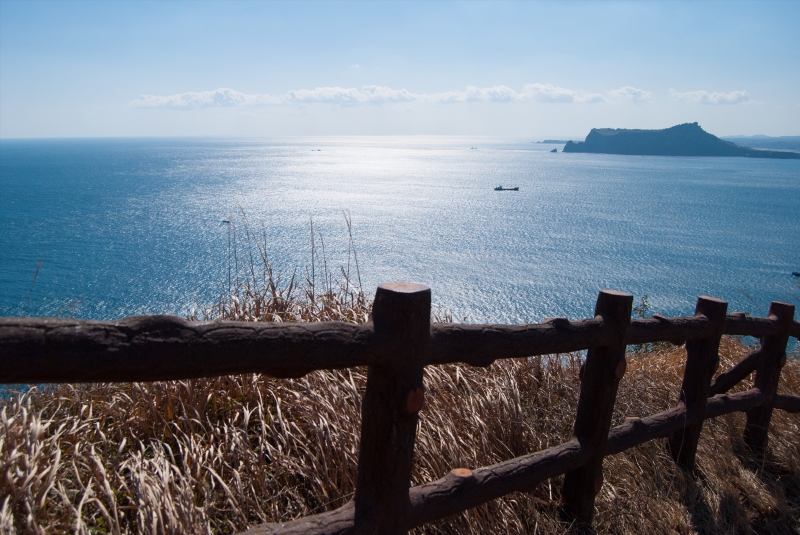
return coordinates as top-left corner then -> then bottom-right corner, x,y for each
723,312 -> 782,337
774,393 -> 800,413
407,440 -> 588,527
3,310 -> 792,385
1,317 -> 615,383
561,290 -> 633,526
427,317 -> 610,367
431,312 -> 743,368
744,302 -> 795,454
354,283 -> 430,534
708,348 -> 762,396
239,501 -> 358,535
0,316 -> 376,383
605,388 -> 766,456
626,314 -> 708,345
668,296 -> 727,471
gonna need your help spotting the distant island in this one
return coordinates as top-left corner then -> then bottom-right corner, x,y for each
563,123 -> 800,159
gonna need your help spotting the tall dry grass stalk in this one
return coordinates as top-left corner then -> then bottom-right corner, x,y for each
2,216 -> 798,534
195,208 -> 370,325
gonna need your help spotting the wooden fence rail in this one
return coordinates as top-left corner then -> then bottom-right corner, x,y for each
1,283 -> 798,534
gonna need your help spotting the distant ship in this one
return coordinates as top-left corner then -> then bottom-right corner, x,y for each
494,186 -> 519,191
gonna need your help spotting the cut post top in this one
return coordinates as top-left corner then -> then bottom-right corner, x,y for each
594,290 -> 634,328
767,301 -> 795,324
598,289 -> 634,298
379,282 -> 430,294
697,295 -> 727,305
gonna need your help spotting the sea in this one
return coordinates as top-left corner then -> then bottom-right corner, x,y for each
1,137 -> 799,331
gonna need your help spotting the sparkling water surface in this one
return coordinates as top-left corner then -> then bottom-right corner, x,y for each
1,137 -> 798,325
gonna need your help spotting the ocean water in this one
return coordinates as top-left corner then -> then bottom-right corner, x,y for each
1,137 -> 799,326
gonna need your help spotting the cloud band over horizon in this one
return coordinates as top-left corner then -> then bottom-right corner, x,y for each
670,89 -> 751,105
130,84 -> 656,109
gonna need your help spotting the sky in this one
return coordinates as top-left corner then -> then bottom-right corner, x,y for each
1,0 -> 798,138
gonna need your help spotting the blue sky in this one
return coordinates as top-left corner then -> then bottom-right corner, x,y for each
1,0 -> 798,138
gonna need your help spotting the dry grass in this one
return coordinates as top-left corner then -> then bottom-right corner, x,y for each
3,333 -> 798,535
192,209 -> 371,325
2,217 -> 799,534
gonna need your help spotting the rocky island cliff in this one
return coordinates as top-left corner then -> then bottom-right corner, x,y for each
563,123 -> 800,159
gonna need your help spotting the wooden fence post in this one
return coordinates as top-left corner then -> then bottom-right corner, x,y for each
667,296 -> 727,471
743,301 -> 794,456
354,283 -> 430,534
561,290 -> 633,527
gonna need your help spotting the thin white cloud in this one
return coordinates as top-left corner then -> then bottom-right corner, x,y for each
579,93 -> 608,104
131,88 -> 281,108
131,84 -> 653,108
670,89 -> 750,105
464,85 -> 519,102
607,86 -> 653,104
284,85 -> 421,105
521,83 -> 580,103
130,86 -> 420,108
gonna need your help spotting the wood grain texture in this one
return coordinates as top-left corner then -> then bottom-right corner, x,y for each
744,302 -> 795,454
791,320 -> 800,340
626,314 -> 708,345
774,394 -> 800,413
709,348 -> 762,397
723,313 -> 783,337
407,440 -> 588,527
0,316 -> 376,383
605,388 -> 766,456
561,290 -> 633,525
2,309 -> 792,384
668,297 -> 727,471
353,283 -> 430,534
428,318 -> 610,367
239,501 -> 358,535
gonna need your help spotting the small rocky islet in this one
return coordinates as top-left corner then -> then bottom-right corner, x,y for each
563,122 -> 800,159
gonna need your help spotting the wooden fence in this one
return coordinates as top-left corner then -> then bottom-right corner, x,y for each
1,283 -> 799,534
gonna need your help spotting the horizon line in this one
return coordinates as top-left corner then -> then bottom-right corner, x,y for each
2,132 -> 798,142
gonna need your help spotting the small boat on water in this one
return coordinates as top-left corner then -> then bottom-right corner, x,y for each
793,271 -> 800,277
494,186 -> 519,191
